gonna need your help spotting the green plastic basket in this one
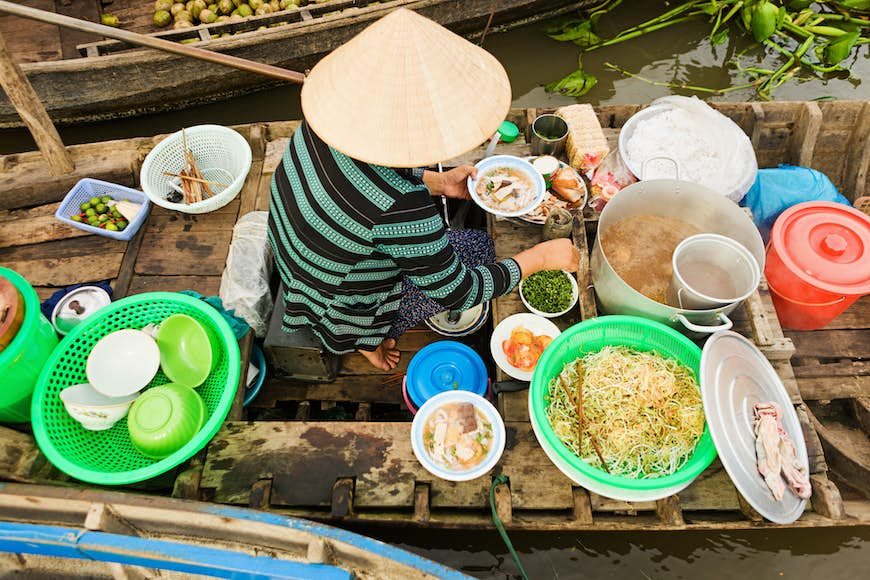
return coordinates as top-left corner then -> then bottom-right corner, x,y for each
529,315 -> 717,498
31,292 -> 240,485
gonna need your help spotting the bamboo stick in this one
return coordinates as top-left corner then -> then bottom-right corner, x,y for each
0,32 -> 74,175
162,172 -> 229,187
0,0 -> 305,84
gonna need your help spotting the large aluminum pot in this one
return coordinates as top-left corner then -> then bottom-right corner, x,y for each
591,179 -> 765,335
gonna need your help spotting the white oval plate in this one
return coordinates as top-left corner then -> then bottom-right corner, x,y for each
490,313 -> 561,382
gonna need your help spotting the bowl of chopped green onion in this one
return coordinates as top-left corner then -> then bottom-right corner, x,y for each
519,270 -> 578,318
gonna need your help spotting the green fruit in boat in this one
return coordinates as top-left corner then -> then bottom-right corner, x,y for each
175,9 -> 193,21
154,10 -> 171,27
174,19 -> 194,29
232,0 -> 242,6
98,214 -> 110,223
71,214 -> 83,222
79,202 -> 91,211
117,221 -> 129,230
101,14 -> 120,27
750,1 -> 778,43
199,8 -> 217,22
207,3 -> 217,13
218,0 -> 234,14
106,223 -> 119,232
85,208 -> 96,217
89,196 -> 100,206
100,195 -> 111,203
255,4 -> 272,15
94,203 -> 106,213
237,4 -> 252,16
191,0 -> 207,19
170,2 -> 186,16
216,15 -> 231,22
269,0 -> 280,11
248,0 -> 263,9
155,0 -> 173,11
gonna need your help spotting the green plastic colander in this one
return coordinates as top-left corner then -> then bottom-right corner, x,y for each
528,315 -> 717,502
31,292 -> 240,485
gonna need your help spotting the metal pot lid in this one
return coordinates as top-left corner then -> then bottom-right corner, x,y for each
51,286 -> 111,322
700,331 -> 808,524
405,341 -> 488,408
425,302 -> 489,337
770,201 -> 870,295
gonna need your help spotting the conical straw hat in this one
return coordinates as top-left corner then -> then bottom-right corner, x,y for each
301,8 -> 512,168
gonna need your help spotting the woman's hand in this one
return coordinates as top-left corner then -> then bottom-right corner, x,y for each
513,238 -> 580,277
423,165 -> 477,200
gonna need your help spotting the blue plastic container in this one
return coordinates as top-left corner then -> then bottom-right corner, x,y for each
405,341 -> 488,409
55,178 -> 150,241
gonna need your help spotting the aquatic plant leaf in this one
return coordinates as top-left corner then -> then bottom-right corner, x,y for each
751,1 -> 778,43
835,0 -> 870,12
547,20 -> 601,45
700,0 -> 720,16
710,26 -> 730,46
823,31 -> 860,64
541,16 -> 585,36
545,68 -> 598,97
787,0 -> 812,9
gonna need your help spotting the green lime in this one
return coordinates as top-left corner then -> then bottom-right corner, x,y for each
101,195 -> 112,204
112,210 -> 122,219
85,208 -> 96,217
95,203 -> 107,213
89,196 -> 100,206
79,202 -> 91,211
98,214 -> 110,222
106,223 -> 119,231
71,214 -> 83,222
117,220 -> 128,230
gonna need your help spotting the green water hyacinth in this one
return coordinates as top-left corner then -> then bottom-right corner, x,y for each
543,0 -> 870,100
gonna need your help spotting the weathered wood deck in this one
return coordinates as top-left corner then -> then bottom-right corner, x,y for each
1,102 -> 869,531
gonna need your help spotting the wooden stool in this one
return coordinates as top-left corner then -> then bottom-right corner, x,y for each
263,292 -> 339,383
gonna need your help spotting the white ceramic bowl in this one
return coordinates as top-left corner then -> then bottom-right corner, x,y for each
411,391 -> 506,482
519,270 -> 579,318
60,383 -> 139,431
86,329 -> 161,397
467,155 -> 545,217
490,313 -> 561,382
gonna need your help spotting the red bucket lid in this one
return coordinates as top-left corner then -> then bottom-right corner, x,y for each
771,201 -> 870,295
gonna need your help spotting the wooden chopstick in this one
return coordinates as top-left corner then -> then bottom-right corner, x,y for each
163,171 -> 229,187
563,363 -> 610,474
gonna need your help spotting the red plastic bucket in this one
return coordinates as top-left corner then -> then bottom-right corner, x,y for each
764,202 -> 870,330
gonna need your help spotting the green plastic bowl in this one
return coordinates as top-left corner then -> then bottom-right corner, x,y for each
529,315 -> 717,502
128,383 -> 206,459
31,292 -> 240,485
156,314 -> 215,387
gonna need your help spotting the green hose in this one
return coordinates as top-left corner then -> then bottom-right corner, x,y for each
489,475 -> 529,580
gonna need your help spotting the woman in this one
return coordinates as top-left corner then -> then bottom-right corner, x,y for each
269,9 -> 578,371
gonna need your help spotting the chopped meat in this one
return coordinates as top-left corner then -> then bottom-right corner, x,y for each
456,403 -> 477,434
753,402 -> 812,501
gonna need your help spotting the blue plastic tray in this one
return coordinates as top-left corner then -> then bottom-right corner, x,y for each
55,178 -> 150,241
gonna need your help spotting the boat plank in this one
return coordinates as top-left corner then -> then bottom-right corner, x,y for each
54,0 -> 102,59
0,0 -> 62,63
819,296 -> 869,330
0,235 -> 126,285
134,231 -> 233,276
785,329 -> 870,360
0,203 -> 89,248
249,376 -> 405,408
796,376 -> 870,402
126,274 -> 222,296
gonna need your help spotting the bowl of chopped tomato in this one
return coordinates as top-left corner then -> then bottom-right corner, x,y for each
490,313 -> 561,381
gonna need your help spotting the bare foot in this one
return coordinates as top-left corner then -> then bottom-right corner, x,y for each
359,338 -> 400,371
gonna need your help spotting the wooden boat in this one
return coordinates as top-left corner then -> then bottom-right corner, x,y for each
0,483 -> 470,578
1,102 -> 869,534
0,0 -> 591,129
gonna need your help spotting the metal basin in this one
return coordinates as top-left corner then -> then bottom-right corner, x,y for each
590,179 -> 765,336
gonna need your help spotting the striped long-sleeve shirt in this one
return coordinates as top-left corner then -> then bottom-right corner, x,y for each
268,121 -> 521,354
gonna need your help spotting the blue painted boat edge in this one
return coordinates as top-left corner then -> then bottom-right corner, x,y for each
0,521 -> 351,580
199,503 -> 473,579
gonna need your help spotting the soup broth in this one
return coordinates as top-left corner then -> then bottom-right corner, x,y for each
476,167 -> 536,213
600,214 -> 702,304
423,402 -> 493,471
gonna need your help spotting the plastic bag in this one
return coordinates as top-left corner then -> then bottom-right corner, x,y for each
219,211 -> 273,338
588,147 -> 637,212
740,165 -> 852,241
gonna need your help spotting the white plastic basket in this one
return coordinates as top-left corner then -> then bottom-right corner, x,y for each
140,125 -> 253,214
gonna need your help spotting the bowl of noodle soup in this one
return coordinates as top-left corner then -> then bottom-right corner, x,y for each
411,390 -> 506,482
467,155 -> 545,217
528,315 -> 717,502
